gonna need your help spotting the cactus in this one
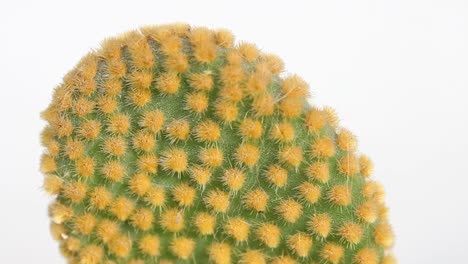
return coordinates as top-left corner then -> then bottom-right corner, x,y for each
40,23 -> 395,264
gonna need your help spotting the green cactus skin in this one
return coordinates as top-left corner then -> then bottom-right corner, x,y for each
40,23 -> 395,264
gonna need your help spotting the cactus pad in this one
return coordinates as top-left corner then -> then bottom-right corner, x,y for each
40,23 -> 395,264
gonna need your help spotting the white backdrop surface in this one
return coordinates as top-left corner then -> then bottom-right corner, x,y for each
0,0 -> 467,263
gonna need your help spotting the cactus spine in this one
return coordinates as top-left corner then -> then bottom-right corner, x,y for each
41,23 -> 395,264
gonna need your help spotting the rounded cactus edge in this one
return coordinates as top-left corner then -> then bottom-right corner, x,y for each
40,23 -> 395,264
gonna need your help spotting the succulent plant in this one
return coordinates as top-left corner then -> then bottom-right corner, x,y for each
40,23 -> 395,264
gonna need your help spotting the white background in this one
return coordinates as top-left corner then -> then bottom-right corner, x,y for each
1,0 -> 467,263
